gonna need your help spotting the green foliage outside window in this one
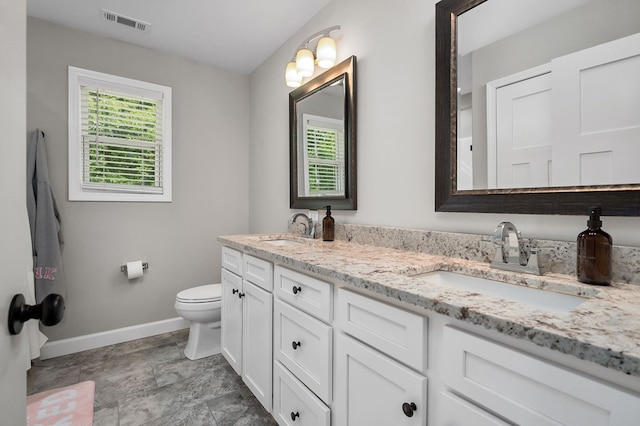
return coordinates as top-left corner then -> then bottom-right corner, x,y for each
86,90 -> 159,187
307,126 -> 341,193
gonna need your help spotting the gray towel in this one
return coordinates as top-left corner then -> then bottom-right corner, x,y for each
27,129 -> 66,302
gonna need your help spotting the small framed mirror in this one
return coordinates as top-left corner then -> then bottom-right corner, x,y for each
290,56 -> 357,210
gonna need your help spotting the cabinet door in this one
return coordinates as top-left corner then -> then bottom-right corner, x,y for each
439,391 -> 510,426
242,280 -> 273,411
334,333 -> 427,425
221,269 -> 243,374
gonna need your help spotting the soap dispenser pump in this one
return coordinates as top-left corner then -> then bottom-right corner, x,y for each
577,206 -> 612,285
322,205 -> 334,241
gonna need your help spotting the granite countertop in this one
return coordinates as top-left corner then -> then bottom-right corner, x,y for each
218,233 -> 640,377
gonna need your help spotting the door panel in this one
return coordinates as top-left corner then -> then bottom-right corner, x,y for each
1,0 -> 30,423
495,73 -> 552,189
552,32 -> 640,186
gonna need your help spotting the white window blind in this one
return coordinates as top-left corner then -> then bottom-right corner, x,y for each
68,67 -> 172,202
303,114 -> 345,196
81,86 -> 163,193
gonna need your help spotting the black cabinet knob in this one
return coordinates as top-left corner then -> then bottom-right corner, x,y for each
8,293 -> 65,335
232,288 -> 238,294
238,292 -> 245,299
292,341 -> 302,350
402,402 -> 417,417
292,286 -> 302,294
290,411 -> 300,421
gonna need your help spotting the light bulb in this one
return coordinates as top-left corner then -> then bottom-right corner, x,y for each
285,62 -> 302,88
296,48 -> 315,77
316,36 -> 336,69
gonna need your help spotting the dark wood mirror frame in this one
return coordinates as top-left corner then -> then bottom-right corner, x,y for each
290,55 -> 357,210
435,0 -> 640,216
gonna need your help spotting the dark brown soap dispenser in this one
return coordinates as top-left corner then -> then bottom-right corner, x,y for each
322,205 -> 335,241
576,206 -> 612,285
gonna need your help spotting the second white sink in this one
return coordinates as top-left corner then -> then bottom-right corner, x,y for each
412,271 -> 588,314
261,239 -> 303,246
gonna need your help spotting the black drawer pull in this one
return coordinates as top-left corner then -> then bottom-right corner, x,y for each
292,286 -> 302,294
291,411 -> 300,421
402,402 -> 417,417
238,292 -> 245,298
292,341 -> 302,350
232,288 -> 238,294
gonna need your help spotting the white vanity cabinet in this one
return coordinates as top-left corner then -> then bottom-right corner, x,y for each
220,247 -> 273,411
440,326 -> 640,426
334,288 -> 428,425
272,265 -> 333,426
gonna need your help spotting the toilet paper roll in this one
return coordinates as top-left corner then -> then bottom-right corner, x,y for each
126,260 -> 144,279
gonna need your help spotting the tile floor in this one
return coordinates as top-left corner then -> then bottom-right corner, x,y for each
27,329 -> 277,425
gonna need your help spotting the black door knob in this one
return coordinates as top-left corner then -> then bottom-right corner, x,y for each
292,341 -> 302,350
290,411 -> 300,421
8,293 -> 65,335
292,286 -> 302,294
238,292 -> 245,298
232,288 -> 239,294
402,402 -> 417,417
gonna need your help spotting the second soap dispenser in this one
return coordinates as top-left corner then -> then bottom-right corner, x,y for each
322,205 -> 334,241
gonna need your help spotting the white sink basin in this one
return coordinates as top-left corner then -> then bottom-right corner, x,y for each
412,271 -> 587,314
261,239 -> 303,246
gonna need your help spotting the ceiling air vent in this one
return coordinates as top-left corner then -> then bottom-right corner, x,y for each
101,9 -> 151,33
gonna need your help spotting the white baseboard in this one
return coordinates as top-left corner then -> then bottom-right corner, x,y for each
39,317 -> 190,360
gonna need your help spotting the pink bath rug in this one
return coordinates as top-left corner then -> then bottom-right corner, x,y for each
27,380 -> 95,426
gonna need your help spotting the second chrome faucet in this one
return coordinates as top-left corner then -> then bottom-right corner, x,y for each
491,222 -> 541,275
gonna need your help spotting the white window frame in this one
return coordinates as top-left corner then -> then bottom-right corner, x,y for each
302,113 -> 345,197
68,66 -> 172,202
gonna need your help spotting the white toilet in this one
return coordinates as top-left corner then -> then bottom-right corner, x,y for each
175,283 -> 222,360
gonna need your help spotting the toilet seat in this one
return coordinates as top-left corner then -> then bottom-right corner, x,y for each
176,284 -> 221,303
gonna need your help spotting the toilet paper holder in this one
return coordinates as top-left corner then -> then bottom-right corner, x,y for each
120,262 -> 149,274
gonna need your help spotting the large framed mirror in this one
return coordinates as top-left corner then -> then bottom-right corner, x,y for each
290,55 -> 357,210
435,0 -> 640,216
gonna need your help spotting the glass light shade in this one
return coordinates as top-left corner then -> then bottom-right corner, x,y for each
285,61 -> 302,88
316,37 -> 337,69
296,48 -> 315,77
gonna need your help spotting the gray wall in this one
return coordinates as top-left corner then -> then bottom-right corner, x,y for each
27,17 -> 251,341
249,0 -> 640,244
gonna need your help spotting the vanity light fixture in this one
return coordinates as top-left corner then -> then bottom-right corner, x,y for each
285,25 -> 340,88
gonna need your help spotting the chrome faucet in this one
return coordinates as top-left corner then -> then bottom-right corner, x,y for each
491,222 -> 541,275
290,213 -> 315,238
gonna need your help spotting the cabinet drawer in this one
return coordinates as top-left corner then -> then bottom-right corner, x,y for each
221,246 -> 242,275
336,288 -> 427,372
274,265 -> 332,323
244,254 -> 273,291
273,361 -> 330,426
439,392 -> 509,426
274,299 -> 332,403
443,326 -> 640,426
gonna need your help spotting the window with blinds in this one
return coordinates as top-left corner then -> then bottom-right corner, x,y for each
302,114 -> 345,196
68,67 -> 172,201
